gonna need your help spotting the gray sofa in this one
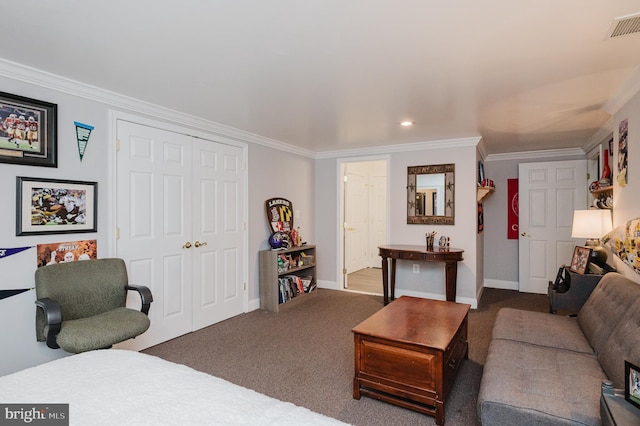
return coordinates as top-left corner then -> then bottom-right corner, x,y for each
478,272 -> 640,425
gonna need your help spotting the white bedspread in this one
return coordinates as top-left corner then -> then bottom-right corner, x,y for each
0,350 -> 348,425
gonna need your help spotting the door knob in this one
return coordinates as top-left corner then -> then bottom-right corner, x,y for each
183,242 -> 192,249
520,232 -> 530,237
194,241 -> 208,248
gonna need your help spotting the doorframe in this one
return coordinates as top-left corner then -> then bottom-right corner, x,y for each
336,155 -> 390,291
108,110 -> 250,313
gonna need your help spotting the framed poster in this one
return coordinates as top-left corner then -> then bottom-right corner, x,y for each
0,91 -> 57,167
16,177 -> 97,236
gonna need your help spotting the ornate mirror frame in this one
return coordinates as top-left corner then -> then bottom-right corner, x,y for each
407,163 -> 455,225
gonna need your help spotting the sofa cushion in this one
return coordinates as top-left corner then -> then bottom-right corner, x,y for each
578,272 -> 640,354
478,339 -> 606,426
491,308 -> 594,354
596,298 -> 640,388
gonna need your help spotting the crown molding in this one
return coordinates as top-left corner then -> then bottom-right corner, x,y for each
314,136 -> 481,160
0,58 -> 316,158
485,147 -> 585,162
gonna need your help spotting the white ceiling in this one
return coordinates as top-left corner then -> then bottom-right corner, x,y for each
2,1 -> 640,155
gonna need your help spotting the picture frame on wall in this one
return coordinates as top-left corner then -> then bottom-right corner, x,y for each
16,177 -> 97,236
0,91 -> 57,167
569,246 -> 592,274
625,360 -> 640,409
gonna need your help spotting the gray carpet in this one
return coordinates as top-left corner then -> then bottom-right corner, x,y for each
143,288 -> 548,425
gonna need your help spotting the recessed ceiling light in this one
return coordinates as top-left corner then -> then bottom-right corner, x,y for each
400,121 -> 415,127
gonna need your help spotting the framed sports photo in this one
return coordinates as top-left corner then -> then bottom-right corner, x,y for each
625,361 -> 640,409
16,177 -> 97,236
0,91 -> 57,167
569,246 -> 591,274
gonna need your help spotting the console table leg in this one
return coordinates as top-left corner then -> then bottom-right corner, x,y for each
381,257 -> 389,305
390,258 -> 397,302
445,261 -> 457,302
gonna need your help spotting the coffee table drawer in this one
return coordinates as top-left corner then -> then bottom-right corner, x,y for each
358,338 -> 440,392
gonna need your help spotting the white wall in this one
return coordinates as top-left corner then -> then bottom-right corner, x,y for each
611,89 -> 640,282
0,67 -> 316,375
482,151 -> 585,289
314,140 -> 481,307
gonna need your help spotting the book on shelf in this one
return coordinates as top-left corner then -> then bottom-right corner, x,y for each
278,275 -> 316,304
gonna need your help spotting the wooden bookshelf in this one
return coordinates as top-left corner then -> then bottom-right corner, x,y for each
259,245 -> 317,312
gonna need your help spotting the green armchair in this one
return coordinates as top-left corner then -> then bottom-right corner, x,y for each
35,258 -> 152,353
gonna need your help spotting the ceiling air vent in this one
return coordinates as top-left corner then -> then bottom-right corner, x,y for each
606,12 -> 640,39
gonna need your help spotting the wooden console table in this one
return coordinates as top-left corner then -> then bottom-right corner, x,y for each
378,245 -> 464,304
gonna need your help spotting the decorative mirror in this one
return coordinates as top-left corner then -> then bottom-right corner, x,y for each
407,164 -> 455,224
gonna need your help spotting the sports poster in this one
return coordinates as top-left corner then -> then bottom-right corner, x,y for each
36,239 -> 97,268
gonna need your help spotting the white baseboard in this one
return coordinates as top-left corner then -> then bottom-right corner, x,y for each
483,279 -> 518,290
394,288 -> 478,309
317,279 -> 340,291
248,298 -> 260,312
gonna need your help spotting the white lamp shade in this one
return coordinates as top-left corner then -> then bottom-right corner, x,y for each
571,209 -> 613,239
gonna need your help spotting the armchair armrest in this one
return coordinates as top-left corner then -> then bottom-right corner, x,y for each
35,297 -> 61,349
126,285 -> 153,315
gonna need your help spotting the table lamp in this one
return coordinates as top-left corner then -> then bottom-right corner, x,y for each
571,209 -> 612,267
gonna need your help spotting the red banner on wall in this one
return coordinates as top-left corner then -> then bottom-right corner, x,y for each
507,179 -> 519,239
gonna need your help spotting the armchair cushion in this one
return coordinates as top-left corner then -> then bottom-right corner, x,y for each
54,307 -> 150,354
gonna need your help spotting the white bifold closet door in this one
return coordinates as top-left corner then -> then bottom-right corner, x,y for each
115,120 -> 245,350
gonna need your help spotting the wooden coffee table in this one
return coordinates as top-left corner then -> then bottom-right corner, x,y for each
352,296 -> 470,425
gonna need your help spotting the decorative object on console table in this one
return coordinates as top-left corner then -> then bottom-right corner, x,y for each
571,209 -> 613,267
259,245 -> 316,312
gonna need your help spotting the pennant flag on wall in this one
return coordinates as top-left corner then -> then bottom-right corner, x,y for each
0,246 -> 32,259
0,289 -> 31,300
74,121 -> 94,161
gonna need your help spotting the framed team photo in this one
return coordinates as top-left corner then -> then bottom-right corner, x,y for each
0,91 -> 57,167
626,361 -> 640,409
16,177 -> 97,236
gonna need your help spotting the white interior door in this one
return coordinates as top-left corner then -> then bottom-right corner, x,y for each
116,121 -> 246,349
191,138 -> 244,330
518,160 -> 587,293
116,120 -> 193,348
345,167 -> 368,274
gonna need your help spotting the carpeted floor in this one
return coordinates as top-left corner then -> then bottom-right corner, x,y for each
143,288 -> 548,425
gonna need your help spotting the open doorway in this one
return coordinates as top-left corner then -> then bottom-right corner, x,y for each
339,158 -> 389,295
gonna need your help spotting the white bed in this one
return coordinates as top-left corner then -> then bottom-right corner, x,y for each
0,350 -> 348,425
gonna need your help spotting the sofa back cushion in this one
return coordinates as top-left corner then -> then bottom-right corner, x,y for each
596,298 -> 640,388
578,272 -> 640,354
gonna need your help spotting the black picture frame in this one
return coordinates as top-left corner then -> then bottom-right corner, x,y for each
569,246 -> 591,274
16,177 -> 97,236
0,91 -> 57,167
625,360 -> 640,409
